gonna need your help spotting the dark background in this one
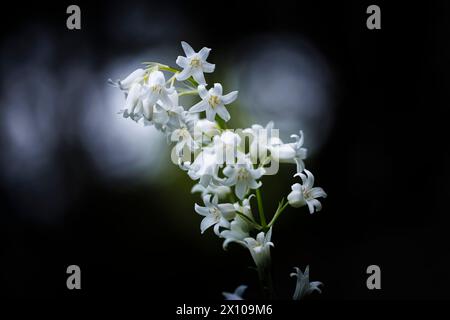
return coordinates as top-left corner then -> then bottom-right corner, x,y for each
1,0 -> 449,301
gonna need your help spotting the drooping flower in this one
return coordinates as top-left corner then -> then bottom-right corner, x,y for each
189,83 -> 238,122
270,130 -> 307,173
223,157 -> 265,200
213,130 -> 243,165
187,147 -> 220,187
241,228 -> 274,270
220,196 -> 255,249
195,195 -> 235,235
193,119 -> 221,144
122,83 -> 143,121
141,71 -> 174,108
171,122 -> 199,155
287,169 -> 327,213
176,41 -> 215,85
152,91 -> 185,131
109,68 -> 146,90
290,266 -> 323,300
243,121 -> 275,165
222,285 -> 247,300
191,183 -> 231,202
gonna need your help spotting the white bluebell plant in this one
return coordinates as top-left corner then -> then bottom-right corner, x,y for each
110,41 -> 327,300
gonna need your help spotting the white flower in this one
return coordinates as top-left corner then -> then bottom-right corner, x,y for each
152,91 -> 185,131
191,183 -> 231,202
141,71 -> 174,108
195,195 -> 235,235
242,228 -> 274,270
287,169 -> 327,213
176,41 -> 215,85
193,119 -> 220,144
220,196 -> 255,249
189,83 -> 238,122
110,68 -> 145,90
187,147 -> 220,187
243,121 -> 275,164
223,158 -> 265,200
213,130 -> 243,165
270,131 -> 307,173
171,123 -> 199,155
122,83 -> 143,121
222,285 -> 247,300
290,266 -> 323,300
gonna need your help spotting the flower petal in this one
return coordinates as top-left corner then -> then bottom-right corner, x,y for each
235,181 -> 247,200
176,56 -> 188,68
221,91 -> 238,104
198,47 -> 211,60
176,66 -> 192,81
200,216 -> 218,234
216,105 -> 231,122
189,100 -> 208,113
202,61 -> 215,73
181,41 -> 195,57
309,187 -> 327,199
213,83 -> 223,96
192,68 -> 206,85
205,107 -> 216,121
195,203 -> 210,216
197,85 -> 209,99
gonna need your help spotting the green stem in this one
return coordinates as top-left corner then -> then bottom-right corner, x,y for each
267,200 -> 289,229
178,90 -> 198,97
255,188 -> 267,228
142,63 -> 198,88
235,211 -> 262,230
257,259 -> 274,299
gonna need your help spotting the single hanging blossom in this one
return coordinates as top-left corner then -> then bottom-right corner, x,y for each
193,119 -> 221,144
195,195 -> 235,235
152,91 -> 185,131
213,130 -> 243,165
243,121 -> 275,165
141,70 -> 174,108
187,146 -> 221,187
109,68 -> 145,90
191,183 -> 231,202
241,228 -> 274,270
287,169 -> 327,213
176,41 -> 215,85
171,121 -> 199,155
122,82 -> 143,121
221,196 -> 255,249
189,83 -> 238,122
270,130 -> 307,173
223,157 -> 265,200
222,285 -> 248,300
290,266 -> 323,300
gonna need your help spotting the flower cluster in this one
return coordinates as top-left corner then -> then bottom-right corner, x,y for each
110,41 -> 327,299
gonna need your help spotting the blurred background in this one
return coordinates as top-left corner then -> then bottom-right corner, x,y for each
1,0 -> 450,300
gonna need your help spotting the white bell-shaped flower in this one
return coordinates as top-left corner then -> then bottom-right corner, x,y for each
290,266 -> 323,300
222,285 -> 247,300
270,130 -> 307,173
141,70 -> 174,108
176,41 -> 215,85
287,169 -> 327,213
223,157 -> 265,200
109,68 -> 146,90
187,147 -> 220,187
195,195 -> 235,235
242,228 -> 274,270
189,83 -> 238,122
220,196 -> 255,249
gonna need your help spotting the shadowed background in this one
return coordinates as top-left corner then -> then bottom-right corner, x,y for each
1,0 -> 449,300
